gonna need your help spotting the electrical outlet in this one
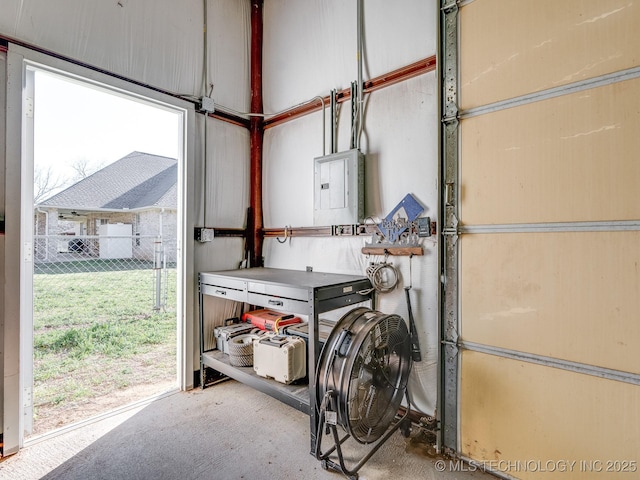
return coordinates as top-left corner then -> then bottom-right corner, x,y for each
195,227 -> 215,242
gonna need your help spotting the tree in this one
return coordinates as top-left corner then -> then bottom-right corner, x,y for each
34,158 -> 103,203
34,166 -> 67,203
71,158 -> 103,181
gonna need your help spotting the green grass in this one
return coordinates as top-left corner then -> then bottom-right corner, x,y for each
34,269 -> 171,329
34,316 -> 174,359
32,267 -> 177,431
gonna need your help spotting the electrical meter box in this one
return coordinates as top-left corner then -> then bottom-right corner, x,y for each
313,149 -> 364,225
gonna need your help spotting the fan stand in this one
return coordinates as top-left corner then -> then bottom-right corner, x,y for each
314,389 -> 412,480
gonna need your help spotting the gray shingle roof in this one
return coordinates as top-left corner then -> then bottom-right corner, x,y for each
40,152 -> 177,210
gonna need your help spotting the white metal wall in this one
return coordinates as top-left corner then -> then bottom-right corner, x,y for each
0,0 -> 253,415
0,0 -> 441,442
262,0 -> 439,414
0,0 -> 251,110
457,0 -> 640,477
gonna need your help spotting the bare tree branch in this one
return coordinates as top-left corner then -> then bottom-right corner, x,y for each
34,166 -> 67,203
71,158 -> 103,181
34,159 -> 103,203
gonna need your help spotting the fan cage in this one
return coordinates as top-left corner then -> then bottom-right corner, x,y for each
316,307 -> 412,444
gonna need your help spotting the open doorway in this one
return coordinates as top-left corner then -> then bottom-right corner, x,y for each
27,67 -> 183,436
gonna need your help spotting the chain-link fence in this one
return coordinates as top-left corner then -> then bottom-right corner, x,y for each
34,234 -> 176,311
32,233 -> 178,434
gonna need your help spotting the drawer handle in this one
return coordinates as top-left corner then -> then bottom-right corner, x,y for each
215,289 -> 227,296
268,299 -> 283,306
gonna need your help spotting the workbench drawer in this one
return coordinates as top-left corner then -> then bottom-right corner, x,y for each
247,281 -> 308,301
247,292 -> 308,316
201,283 -> 247,303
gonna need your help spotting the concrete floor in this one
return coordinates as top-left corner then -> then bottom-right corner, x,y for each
0,380 -> 496,480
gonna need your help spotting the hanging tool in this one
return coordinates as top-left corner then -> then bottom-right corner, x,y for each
405,287 -> 422,362
404,254 -> 422,362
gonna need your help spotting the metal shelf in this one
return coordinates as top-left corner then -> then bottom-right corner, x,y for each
198,267 -> 374,454
202,350 -> 310,414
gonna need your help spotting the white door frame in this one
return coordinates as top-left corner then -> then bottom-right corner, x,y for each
3,43 -> 196,454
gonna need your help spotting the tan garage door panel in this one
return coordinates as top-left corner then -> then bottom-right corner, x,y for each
460,0 -> 640,109
460,232 -> 640,374
461,351 -> 640,479
460,78 -> 640,225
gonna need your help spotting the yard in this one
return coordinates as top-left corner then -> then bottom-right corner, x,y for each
32,267 -> 177,435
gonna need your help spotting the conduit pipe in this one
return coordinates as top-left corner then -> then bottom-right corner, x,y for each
202,0 -> 209,95
248,0 -> 264,267
202,0 -> 208,226
356,0 -> 364,150
330,90 -> 337,154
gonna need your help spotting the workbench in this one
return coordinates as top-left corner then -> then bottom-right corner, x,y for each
198,267 -> 374,453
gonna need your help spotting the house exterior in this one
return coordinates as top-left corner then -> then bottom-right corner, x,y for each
34,151 -> 177,264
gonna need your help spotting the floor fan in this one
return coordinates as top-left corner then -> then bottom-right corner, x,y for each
314,306 -> 413,479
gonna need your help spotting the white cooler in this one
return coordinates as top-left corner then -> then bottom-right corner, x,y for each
253,335 -> 306,384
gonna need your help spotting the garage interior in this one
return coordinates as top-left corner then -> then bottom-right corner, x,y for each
2,1 -> 640,479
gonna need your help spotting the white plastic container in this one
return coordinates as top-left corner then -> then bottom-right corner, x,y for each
214,323 -> 255,354
253,335 -> 306,384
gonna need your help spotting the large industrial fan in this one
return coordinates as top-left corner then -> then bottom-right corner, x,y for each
314,306 -> 413,479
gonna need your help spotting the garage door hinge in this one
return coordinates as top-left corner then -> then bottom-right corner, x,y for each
441,0 -> 459,14
23,387 -> 32,407
443,213 -> 459,236
441,114 -> 458,125
25,97 -> 34,118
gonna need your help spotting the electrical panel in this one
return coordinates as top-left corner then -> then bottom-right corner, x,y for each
313,149 -> 364,225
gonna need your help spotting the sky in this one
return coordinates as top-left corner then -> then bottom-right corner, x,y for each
34,70 -> 182,197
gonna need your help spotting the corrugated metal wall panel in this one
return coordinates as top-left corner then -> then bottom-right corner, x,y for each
202,117 -> 250,228
263,0 -> 435,112
262,1 -> 439,414
0,0 -> 250,110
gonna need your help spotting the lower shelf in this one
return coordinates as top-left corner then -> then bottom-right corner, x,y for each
201,350 -> 311,414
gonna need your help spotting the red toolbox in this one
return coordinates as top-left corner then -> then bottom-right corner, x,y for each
242,308 -> 302,333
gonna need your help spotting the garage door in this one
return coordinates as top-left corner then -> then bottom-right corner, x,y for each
443,0 -> 640,478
